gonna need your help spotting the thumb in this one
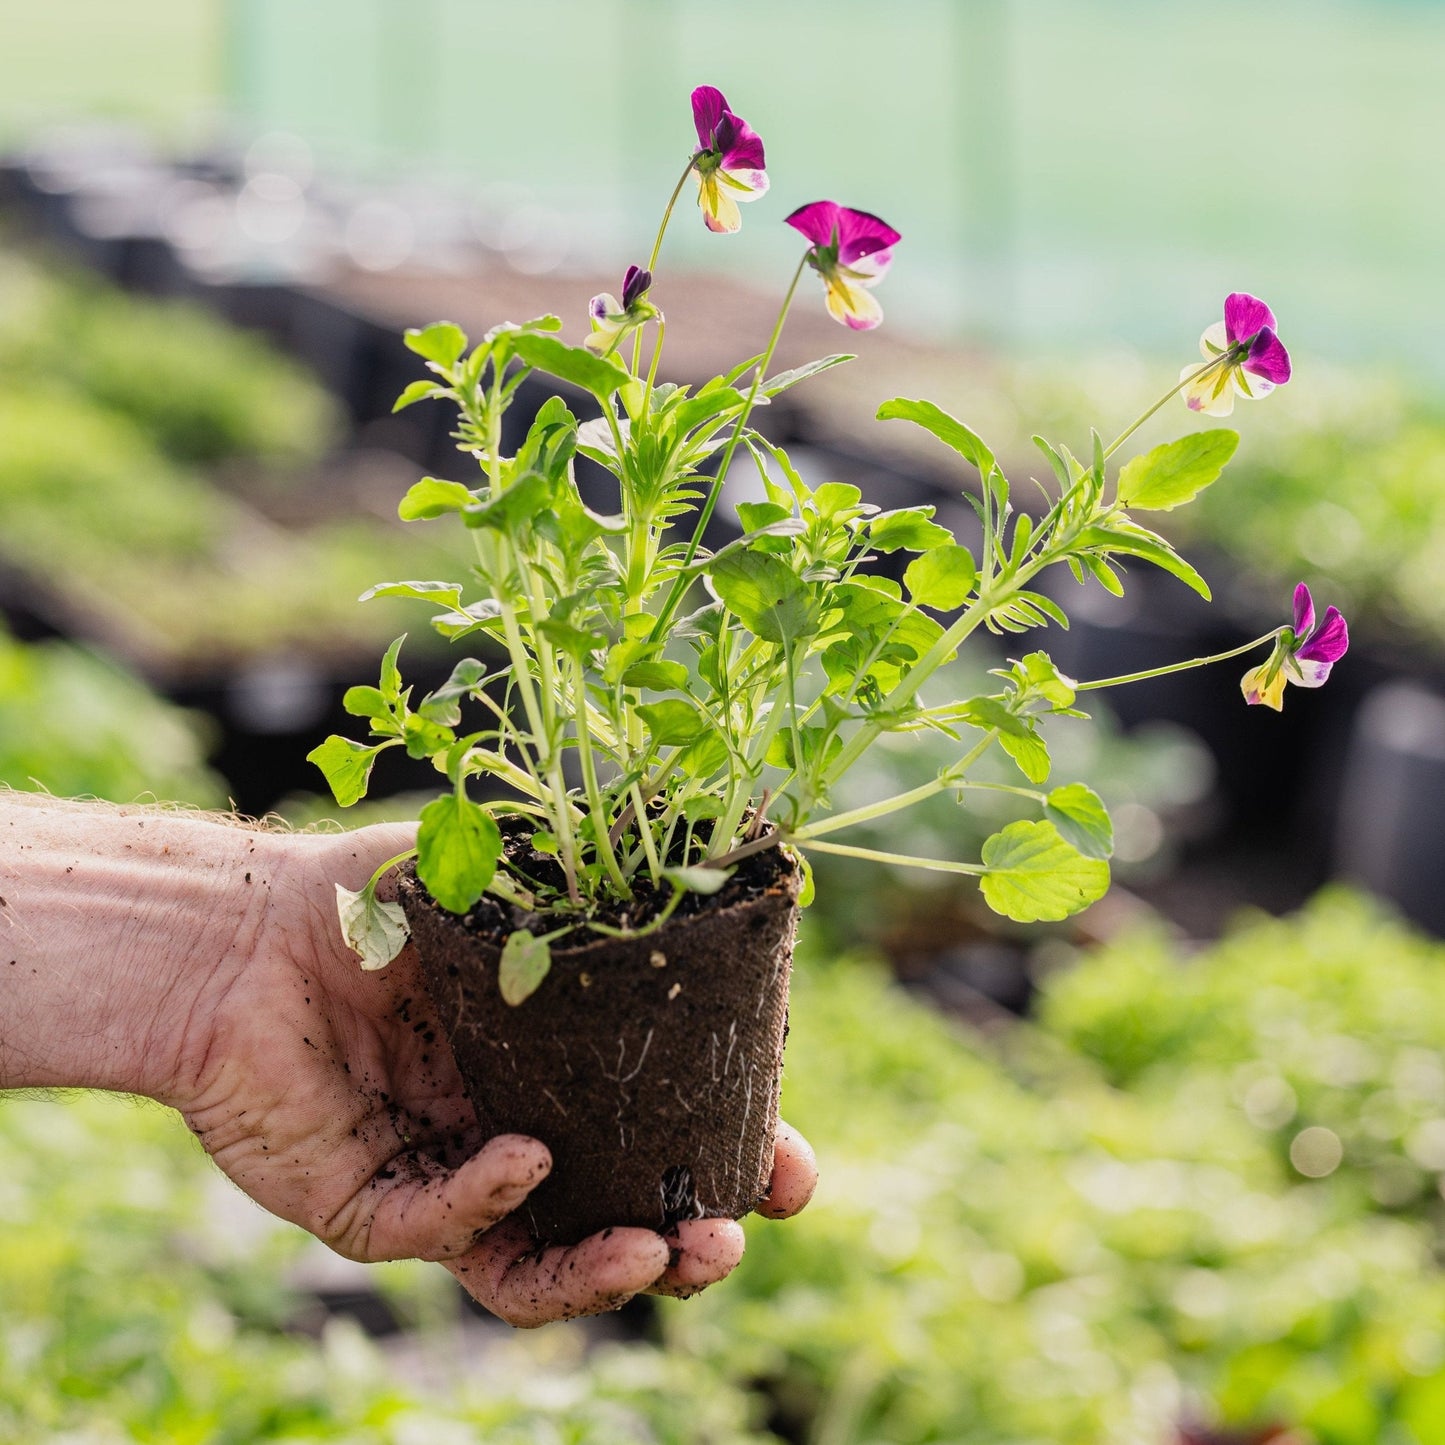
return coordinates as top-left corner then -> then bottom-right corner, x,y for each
322,820 -> 420,898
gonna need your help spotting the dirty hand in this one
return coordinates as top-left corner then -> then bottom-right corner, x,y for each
0,800 -> 818,1327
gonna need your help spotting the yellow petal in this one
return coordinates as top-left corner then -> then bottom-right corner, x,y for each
824,275 -> 883,330
1181,363 -> 1236,417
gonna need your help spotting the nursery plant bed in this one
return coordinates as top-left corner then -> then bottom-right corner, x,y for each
399,827 -> 801,1246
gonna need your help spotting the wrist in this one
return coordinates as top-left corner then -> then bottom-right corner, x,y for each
0,798 -> 274,1103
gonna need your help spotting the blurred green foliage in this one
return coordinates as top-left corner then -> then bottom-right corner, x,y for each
8,893 -> 1445,1442
0,254 -> 470,669
680,925 -> 1445,1444
0,252 -> 340,467
0,620 -> 222,803
0,1092 -> 769,1443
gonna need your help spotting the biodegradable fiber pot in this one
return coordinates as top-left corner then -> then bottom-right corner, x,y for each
397,843 -> 801,1246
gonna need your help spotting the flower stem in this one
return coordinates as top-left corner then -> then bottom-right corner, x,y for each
1101,351 -> 1234,462
631,158 -> 695,375
647,158 -> 696,274
648,252 -> 809,645
1073,630 -> 1281,692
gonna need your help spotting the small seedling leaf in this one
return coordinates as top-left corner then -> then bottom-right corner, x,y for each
663,865 -> 733,895
499,929 -> 552,1005
336,882 -> 410,971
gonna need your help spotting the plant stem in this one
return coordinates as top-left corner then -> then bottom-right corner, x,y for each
647,158 -> 696,274
793,730 -> 999,840
797,838 -> 986,875
1101,351 -> 1233,463
647,253 -> 809,644
571,657 -> 631,897
1073,631 -> 1280,691
631,158 -> 695,375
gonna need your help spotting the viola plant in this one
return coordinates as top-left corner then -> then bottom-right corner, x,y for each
1182,291 -> 1293,416
311,86 -> 1343,996
1240,582 -> 1350,710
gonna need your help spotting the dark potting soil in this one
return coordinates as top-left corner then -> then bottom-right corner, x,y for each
398,821 -> 800,1246
451,814 -> 787,941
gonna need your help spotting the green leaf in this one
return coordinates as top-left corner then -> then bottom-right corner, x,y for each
904,544 -> 977,609
418,658 -> 489,725
762,353 -> 854,396
1032,435 -> 1071,489
359,579 -> 465,610
813,482 -> 864,519
710,550 -> 819,645
398,478 -> 475,521
636,699 -> 706,745
393,379 -> 450,413
510,331 -> 630,400
868,506 -> 953,553
307,735 -> 385,807
793,847 -> 815,907
379,636 -> 405,704
1077,521 -> 1212,600
958,697 -> 1050,784
335,881 -> 410,971
735,501 -> 793,534
1045,783 -> 1115,860
343,685 -> 391,722
663,865 -> 733,895
404,321 -> 468,371
1016,651 -> 1077,708
877,397 -> 996,476
498,929 -> 552,1006
622,660 -> 690,691
674,731 -> 730,779
403,714 -> 455,760
1117,429 -> 1240,511
462,472 -> 554,532
978,819 -> 1110,922
416,794 -> 502,914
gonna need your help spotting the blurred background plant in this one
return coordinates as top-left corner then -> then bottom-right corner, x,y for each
3,2 -> 1445,1440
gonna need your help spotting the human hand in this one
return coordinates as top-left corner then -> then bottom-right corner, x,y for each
164,820 -> 817,1325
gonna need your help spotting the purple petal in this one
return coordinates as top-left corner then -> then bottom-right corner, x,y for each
835,206 -> 902,266
1292,582 -> 1315,637
691,86 -> 728,148
589,293 -> 614,322
1244,327 -> 1292,386
1297,606 -> 1348,666
717,115 -> 765,173
1223,292 -> 1277,345
785,200 -> 842,249
621,264 -> 651,311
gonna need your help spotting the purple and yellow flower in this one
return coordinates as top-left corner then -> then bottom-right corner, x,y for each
690,86 -> 768,234
785,201 -> 901,331
583,264 -> 659,355
1241,583 -> 1348,711
1183,292 -> 1292,417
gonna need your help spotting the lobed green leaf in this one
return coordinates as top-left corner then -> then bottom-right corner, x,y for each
1117,429 -> 1239,511
978,819 -> 1111,922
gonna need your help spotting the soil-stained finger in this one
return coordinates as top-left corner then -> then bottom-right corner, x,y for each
358,1133 -> 551,1262
453,1221 -> 670,1327
755,1119 -> 818,1219
647,1217 -> 746,1297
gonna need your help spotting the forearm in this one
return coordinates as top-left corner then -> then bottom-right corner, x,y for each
0,795 -> 270,1101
